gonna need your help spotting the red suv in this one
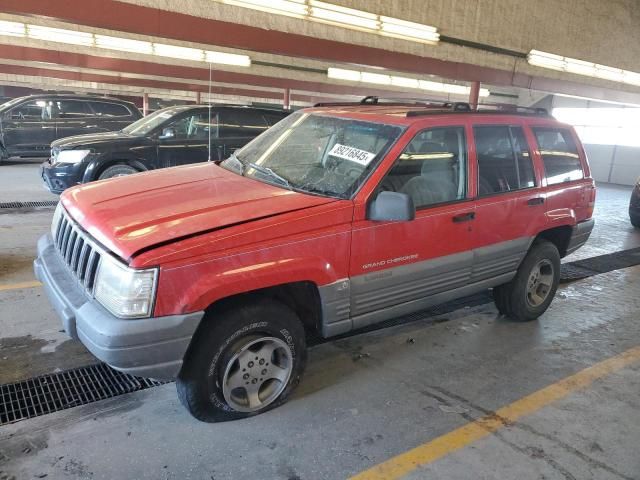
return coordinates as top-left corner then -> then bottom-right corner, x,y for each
35,98 -> 595,422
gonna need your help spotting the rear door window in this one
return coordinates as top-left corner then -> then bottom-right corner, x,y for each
90,102 -> 131,117
532,128 -> 583,185
219,109 -> 269,137
56,100 -> 93,119
474,125 -> 536,195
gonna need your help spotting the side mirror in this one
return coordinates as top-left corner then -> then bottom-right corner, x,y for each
367,191 -> 415,222
159,127 -> 176,140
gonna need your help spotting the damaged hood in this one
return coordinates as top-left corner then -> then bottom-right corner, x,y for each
61,163 -> 336,261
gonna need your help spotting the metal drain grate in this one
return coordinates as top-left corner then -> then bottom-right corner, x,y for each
0,200 -> 58,209
0,363 -> 166,426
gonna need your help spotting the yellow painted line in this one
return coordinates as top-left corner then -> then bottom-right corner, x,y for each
350,345 -> 640,480
0,280 -> 42,292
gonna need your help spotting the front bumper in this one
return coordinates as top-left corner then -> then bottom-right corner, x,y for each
41,160 -> 85,194
34,234 -> 204,380
566,218 -> 595,256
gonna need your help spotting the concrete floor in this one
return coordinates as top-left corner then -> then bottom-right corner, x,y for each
0,160 -> 639,479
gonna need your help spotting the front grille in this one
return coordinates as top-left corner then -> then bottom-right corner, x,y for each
53,210 -> 102,291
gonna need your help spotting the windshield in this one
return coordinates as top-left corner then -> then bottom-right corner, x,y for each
0,96 -> 27,113
221,112 -> 403,198
122,107 -> 186,136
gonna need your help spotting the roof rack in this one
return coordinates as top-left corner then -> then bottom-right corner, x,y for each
314,96 -> 550,117
314,95 -> 464,108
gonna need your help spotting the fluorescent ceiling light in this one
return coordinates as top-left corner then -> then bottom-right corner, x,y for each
222,0 -> 308,17
328,67 -> 490,97
0,20 -> 26,37
391,76 -> 420,89
154,43 -> 204,61
0,21 -> 252,68
360,71 -> 391,85
527,50 -> 566,71
327,67 -> 361,82
528,49 -> 640,88
95,34 -> 153,54
594,65 -> 624,83
564,59 -> 596,77
380,16 -> 440,44
309,0 -> 379,30
27,25 -> 93,46
205,50 -> 251,66
216,0 -> 439,45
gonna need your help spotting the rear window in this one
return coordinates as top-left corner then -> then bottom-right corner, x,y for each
91,102 -> 131,117
532,128 -> 583,185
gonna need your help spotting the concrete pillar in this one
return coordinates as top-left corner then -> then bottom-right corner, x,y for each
283,88 -> 291,110
469,81 -> 480,109
142,92 -> 149,116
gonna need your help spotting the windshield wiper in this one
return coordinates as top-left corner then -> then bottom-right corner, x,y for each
247,162 -> 291,189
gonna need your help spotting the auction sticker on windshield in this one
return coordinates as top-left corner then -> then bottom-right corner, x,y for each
328,144 -> 376,166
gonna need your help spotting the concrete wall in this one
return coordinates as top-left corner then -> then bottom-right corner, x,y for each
550,95 -> 640,186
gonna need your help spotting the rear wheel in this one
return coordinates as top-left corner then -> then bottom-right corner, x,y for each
177,300 -> 307,422
493,240 -> 560,321
98,164 -> 138,180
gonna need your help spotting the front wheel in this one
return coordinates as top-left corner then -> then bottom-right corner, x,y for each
98,164 -> 138,180
177,301 -> 307,422
493,240 -> 561,321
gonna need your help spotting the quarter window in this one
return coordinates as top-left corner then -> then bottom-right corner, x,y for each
381,126 -> 467,209
474,125 -> 536,195
532,128 -> 583,185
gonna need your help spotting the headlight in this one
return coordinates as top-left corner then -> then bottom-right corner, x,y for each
93,255 -> 158,318
55,149 -> 91,165
51,203 -> 63,239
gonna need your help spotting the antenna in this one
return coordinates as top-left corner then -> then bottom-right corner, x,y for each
207,62 -> 212,162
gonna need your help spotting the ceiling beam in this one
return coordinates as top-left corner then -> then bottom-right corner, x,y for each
0,63 -> 338,104
0,44 -> 395,99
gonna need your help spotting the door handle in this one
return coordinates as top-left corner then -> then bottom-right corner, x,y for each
527,197 -> 545,206
452,212 -> 475,223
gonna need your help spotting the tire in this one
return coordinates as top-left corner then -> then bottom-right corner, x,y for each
176,300 -> 307,422
98,164 -> 138,180
493,240 -> 561,322
631,216 -> 640,229
492,284 -> 511,316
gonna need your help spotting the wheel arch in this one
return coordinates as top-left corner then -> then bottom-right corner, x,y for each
84,156 -> 149,182
534,225 -> 573,258
196,281 -> 323,340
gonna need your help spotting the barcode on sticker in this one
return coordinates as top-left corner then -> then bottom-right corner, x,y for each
328,144 -> 376,166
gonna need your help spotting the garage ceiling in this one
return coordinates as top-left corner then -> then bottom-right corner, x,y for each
0,0 -> 638,106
